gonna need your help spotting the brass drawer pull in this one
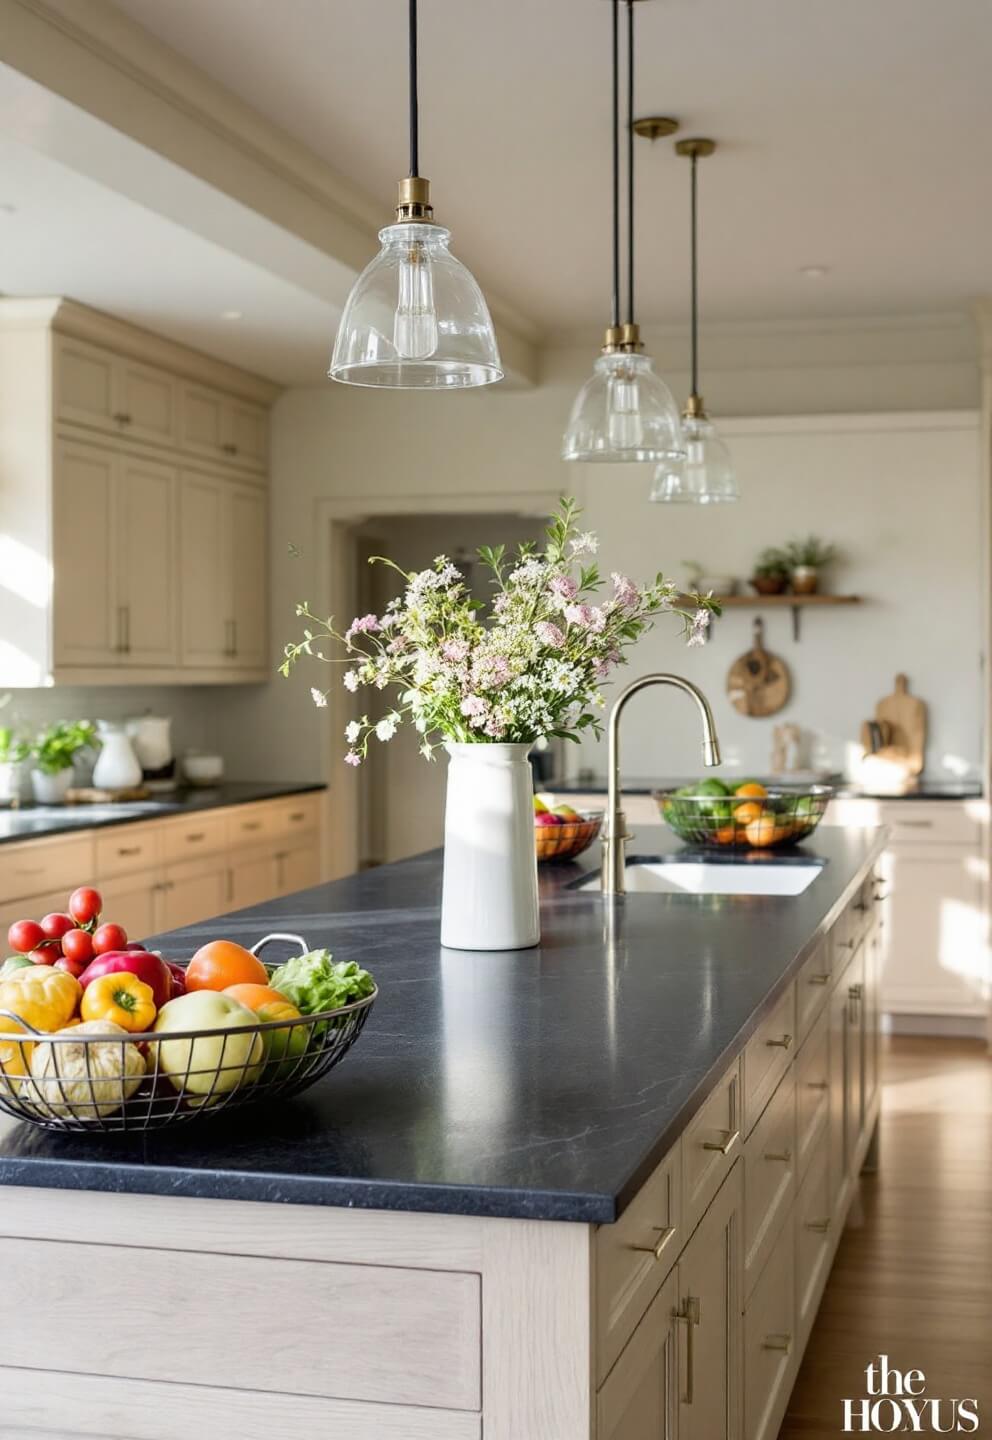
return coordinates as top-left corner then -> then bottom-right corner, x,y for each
873,889 -> 889,901
117,846 -> 142,857
837,938 -> 856,950
853,901 -> 868,913
764,1149 -> 792,1163
673,1295 -> 700,1405
702,1127 -> 739,1155
762,1333 -> 792,1353
765,1034 -> 792,1049
242,821 -> 262,832
631,1224 -> 677,1261
289,812 -> 305,822
808,972 -> 831,986
186,832 -> 206,843
806,1080 -> 829,1092
805,1218 -> 831,1233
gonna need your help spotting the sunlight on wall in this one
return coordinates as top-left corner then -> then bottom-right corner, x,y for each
0,535 -> 50,608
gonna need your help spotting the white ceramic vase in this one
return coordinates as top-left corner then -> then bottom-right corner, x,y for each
31,768 -> 72,805
440,742 -> 540,951
92,723 -> 143,791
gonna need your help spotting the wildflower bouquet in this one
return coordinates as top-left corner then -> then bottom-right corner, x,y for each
282,498 -> 718,766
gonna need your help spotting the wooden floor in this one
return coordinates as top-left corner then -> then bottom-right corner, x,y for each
780,1035 -> 992,1437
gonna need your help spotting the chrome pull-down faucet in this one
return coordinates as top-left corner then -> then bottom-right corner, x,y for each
601,674 -> 722,896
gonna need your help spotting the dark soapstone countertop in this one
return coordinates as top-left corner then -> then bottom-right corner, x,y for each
0,782 -> 326,845
552,775 -> 982,802
0,825 -> 885,1223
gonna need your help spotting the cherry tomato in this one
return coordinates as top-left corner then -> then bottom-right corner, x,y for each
28,947 -> 57,966
7,919 -> 44,954
62,928 -> 95,965
92,922 -> 128,955
54,954 -> 86,979
40,912 -> 75,942
68,887 -> 103,927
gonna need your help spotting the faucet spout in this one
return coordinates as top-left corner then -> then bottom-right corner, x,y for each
602,673 -> 721,897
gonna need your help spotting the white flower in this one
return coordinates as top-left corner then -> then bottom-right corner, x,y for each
345,720 -> 361,743
342,670 -> 360,693
570,531 -> 599,556
375,715 -> 398,742
310,687 -> 328,709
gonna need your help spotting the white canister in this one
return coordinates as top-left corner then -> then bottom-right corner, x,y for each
92,722 -> 143,791
127,714 -> 173,774
440,742 -> 540,951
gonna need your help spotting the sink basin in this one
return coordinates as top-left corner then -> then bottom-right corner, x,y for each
576,859 -> 823,897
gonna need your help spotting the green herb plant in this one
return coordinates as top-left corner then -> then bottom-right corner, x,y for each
31,721 -> 97,775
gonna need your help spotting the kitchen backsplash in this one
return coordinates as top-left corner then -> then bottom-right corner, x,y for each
3,686 -> 229,761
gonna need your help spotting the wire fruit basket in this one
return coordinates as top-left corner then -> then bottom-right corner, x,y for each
654,785 -> 832,851
0,934 -> 376,1134
535,810 -> 604,863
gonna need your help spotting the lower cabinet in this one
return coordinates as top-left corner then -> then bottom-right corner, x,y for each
676,1163 -> 743,1440
598,1266 -> 679,1440
744,1208 -> 795,1440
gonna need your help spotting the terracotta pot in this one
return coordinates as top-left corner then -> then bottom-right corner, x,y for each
790,565 -> 819,595
750,575 -> 788,596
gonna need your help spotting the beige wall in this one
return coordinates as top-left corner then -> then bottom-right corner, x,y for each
214,318 -> 982,872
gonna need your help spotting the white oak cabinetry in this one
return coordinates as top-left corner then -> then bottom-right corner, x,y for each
0,794 -> 322,941
0,297 -> 278,686
824,796 -> 989,1024
0,859 -> 882,1440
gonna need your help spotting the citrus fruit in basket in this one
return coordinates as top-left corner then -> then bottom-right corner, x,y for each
732,800 -> 764,826
746,815 -> 779,848
734,781 -> 767,798
186,940 -> 269,992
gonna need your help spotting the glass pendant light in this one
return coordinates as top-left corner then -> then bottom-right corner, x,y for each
562,0 -> 683,463
650,138 -> 739,502
329,0 -> 502,389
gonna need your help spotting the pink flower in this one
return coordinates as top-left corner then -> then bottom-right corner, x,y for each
460,695 -> 487,718
564,603 -> 592,627
442,638 -> 471,663
344,751 -> 362,767
345,613 -> 380,642
611,573 -> 640,609
535,621 -> 565,649
548,575 -> 578,610
588,607 -> 607,633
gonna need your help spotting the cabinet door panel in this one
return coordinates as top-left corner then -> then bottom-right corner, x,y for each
52,441 -> 119,665
277,844 -> 321,897
230,849 -> 279,912
796,1006 -> 830,1185
676,1163 -> 742,1440
117,456 -> 178,664
597,1266 -> 678,1440
99,870 -> 159,946
120,360 -> 177,447
796,1135 -> 832,1345
844,949 -> 865,1167
744,1209 -> 796,1440
881,844 -> 987,1016
226,399 -> 268,471
180,384 -> 226,459
828,955 -> 852,1215
55,338 -> 116,432
158,858 -> 228,931
179,472 -> 230,665
229,484 -> 268,667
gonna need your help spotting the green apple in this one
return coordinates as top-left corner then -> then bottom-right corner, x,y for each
554,804 -> 582,823
533,794 -> 550,814
153,990 -> 265,1096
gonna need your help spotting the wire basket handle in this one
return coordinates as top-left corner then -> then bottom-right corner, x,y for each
249,933 -> 310,959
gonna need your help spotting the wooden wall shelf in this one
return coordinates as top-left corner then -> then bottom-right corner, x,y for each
680,592 -> 863,642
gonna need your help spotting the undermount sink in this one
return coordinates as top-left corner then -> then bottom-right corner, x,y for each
577,859 -> 824,897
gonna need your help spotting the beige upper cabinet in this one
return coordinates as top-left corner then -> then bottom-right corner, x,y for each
0,298 -> 277,686
180,382 -> 268,474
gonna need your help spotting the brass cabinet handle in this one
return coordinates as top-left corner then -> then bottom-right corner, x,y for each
837,938 -> 856,950
289,811 -> 305,822
673,1295 -> 700,1405
702,1127 -> 740,1155
853,901 -> 868,913
224,619 -> 236,658
873,889 -> 889,901
221,442 -> 238,455
807,1080 -> 829,1092
116,846 -> 141,857
808,972 -> 831,986
231,619 -> 238,657
766,1034 -> 792,1049
762,1333 -> 792,1353
805,1218 -> 831,1233
764,1148 -> 793,1163
115,605 -> 128,654
186,831 -> 206,843
848,982 -> 863,1025
895,818 -> 932,828
631,1224 -> 677,1261
242,821 -> 262,832
112,411 -> 132,425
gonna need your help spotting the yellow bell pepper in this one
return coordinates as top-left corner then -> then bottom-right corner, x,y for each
0,1016 -> 34,1091
81,973 -> 157,1033
0,966 -> 81,1032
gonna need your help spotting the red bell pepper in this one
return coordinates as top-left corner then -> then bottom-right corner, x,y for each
78,949 -> 172,1011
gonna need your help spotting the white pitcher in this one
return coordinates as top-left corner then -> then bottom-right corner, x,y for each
92,722 -> 143,791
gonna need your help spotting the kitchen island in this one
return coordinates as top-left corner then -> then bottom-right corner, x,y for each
0,825 -> 885,1440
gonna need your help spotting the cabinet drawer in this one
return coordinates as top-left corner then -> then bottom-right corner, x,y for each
227,802 -> 281,847
0,835 -> 94,903
596,1139 -> 682,1384
743,985 -> 795,1133
160,812 -> 228,864
796,938 -> 833,1042
681,1057 -> 741,1239
94,823 -> 161,879
796,1133 -> 832,1345
275,793 -> 321,838
744,1207 -> 796,1440
743,1067 -> 796,1299
881,800 -> 981,847
795,1006 -> 830,1185
0,1236 -> 480,1412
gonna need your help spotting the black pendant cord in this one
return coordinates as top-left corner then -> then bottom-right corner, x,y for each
610,0 -> 620,331
408,0 -> 420,178
689,152 -> 699,397
625,0 -> 635,327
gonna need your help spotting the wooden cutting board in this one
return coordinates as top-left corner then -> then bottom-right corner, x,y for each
874,673 -> 926,775
726,619 -> 791,717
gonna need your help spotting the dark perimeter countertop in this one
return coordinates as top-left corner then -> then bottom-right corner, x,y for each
0,824 -> 885,1224
0,782 -> 327,845
551,775 -> 983,802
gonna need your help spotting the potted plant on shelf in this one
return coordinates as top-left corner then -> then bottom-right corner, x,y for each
29,721 -> 97,805
749,547 -> 791,596
784,536 -> 838,595
282,498 -> 718,952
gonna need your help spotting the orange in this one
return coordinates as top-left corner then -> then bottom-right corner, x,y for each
733,800 -> 764,825
745,815 -> 778,848
185,940 -> 269,992
223,982 -> 294,1012
714,825 -> 736,845
734,782 -> 768,799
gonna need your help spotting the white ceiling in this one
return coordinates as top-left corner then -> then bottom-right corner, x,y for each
111,0 -> 992,333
